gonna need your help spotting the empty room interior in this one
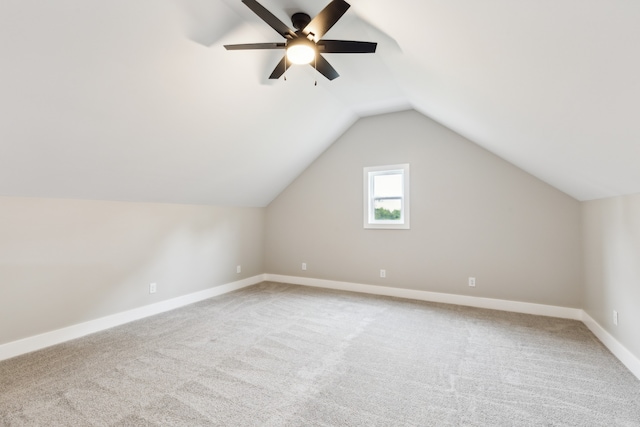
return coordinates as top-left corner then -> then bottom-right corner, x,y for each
1,0 -> 640,425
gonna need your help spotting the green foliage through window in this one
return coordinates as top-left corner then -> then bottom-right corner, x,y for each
375,207 -> 401,220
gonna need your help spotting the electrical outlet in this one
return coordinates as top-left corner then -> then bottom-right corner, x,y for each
613,310 -> 618,326
302,262 -> 307,271
468,277 -> 476,287
236,265 -> 241,274
380,269 -> 386,278
149,283 -> 157,294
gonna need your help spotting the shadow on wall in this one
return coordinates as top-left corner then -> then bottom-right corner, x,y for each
582,194 -> 640,362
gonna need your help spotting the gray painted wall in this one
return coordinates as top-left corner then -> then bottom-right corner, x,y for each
9,110 -> 639,365
0,197 -> 264,345
582,195 -> 640,360
265,110 -> 583,307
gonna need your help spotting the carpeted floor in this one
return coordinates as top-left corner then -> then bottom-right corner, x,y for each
1,282 -> 639,426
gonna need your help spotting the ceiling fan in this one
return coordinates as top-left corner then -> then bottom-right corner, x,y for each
224,0 -> 377,81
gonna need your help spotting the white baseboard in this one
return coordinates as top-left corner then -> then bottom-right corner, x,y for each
581,311 -> 640,380
4,273 -> 639,382
266,274 -> 640,381
0,274 -> 264,362
265,274 -> 583,320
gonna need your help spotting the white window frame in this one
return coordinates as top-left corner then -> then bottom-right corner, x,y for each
363,164 -> 410,229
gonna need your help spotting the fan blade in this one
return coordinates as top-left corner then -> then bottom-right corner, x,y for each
302,0 -> 350,41
269,56 -> 292,79
314,54 -> 339,80
242,0 -> 296,39
318,40 -> 377,54
224,42 -> 285,50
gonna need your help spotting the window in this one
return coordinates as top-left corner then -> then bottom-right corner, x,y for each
363,164 -> 410,229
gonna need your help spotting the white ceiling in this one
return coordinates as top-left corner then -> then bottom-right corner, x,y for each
1,0 -> 639,206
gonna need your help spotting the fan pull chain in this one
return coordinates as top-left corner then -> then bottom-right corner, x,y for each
283,55 -> 287,81
314,54 -> 317,86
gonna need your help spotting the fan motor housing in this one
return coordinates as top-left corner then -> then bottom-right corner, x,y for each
291,12 -> 311,30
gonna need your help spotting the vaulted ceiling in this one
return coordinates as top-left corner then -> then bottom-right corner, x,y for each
1,0 -> 639,206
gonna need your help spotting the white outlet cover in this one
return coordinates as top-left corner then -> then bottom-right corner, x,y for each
237,265 -> 241,274
149,283 -> 157,294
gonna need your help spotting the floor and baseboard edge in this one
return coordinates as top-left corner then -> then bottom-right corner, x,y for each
3,274 -> 639,382
0,274 -> 265,362
265,274 -> 640,381
581,311 -> 640,380
265,274 -> 583,320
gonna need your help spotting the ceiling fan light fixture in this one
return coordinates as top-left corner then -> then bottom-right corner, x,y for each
224,0 -> 377,80
286,40 -> 316,65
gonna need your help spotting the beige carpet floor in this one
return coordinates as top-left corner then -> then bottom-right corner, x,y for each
1,281 -> 639,426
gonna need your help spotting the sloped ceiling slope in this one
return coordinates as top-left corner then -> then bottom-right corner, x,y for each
1,0 -> 638,206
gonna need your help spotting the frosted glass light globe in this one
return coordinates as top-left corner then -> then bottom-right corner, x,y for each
286,44 -> 315,65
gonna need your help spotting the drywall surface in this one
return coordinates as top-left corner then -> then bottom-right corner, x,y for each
582,195 -> 640,360
0,196 -> 264,345
266,110 -> 582,307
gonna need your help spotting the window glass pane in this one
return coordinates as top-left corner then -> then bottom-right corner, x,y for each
373,173 -> 402,198
374,198 -> 401,220
363,164 -> 410,230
